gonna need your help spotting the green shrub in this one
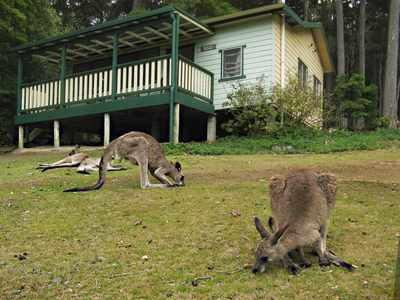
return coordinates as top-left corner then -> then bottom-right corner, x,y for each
221,79 -> 278,136
333,74 -> 379,130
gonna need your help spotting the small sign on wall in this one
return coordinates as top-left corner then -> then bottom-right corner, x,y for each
200,44 -> 217,52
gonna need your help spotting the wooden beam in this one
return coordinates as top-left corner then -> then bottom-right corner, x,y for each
32,54 -> 59,64
126,31 -> 153,44
107,35 -> 136,48
145,26 -> 170,40
162,22 -> 191,38
92,39 -> 113,49
67,48 -> 87,57
76,43 -> 104,54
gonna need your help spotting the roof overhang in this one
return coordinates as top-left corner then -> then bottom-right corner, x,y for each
11,6 -> 213,64
204,4 -> 334,74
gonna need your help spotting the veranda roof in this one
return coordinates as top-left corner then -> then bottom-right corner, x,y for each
11,6 -> 213,63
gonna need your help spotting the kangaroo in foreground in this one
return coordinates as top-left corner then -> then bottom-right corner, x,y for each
64,132 -> 184,192
37,146 -> 126,174
252,169 -> 356,275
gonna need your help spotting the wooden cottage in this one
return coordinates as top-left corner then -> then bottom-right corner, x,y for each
12,4 -> 332,148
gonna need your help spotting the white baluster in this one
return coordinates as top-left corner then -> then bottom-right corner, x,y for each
139,64 -> 144,91
157,60 -> 161,88
128,66 -> 132,92
133,65 -> 138,92
151,61 -> 155,89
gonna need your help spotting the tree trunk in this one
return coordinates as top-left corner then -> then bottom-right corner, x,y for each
304,0 -> 310,21
359,0 -> 366,79
335,0 -> 346,76
383,0 -> 400,127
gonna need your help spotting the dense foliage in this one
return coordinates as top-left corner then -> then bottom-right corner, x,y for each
221,80 -> 277,136
164,128 -> 400,155
333,74 -> 381,130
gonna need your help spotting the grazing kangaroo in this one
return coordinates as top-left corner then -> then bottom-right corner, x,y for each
37,145 -> 125,174
252,169 -> 356,275
64,131 -> 184,192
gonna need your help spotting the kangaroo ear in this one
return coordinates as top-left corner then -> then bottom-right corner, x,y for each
175,161 -> 182,171
270,224 -> 289,245
254,217 -> 270,239
268,216 -> 277,232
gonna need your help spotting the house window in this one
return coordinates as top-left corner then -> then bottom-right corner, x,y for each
313,76 -> 322,97
298,59 -> 308,89
220,47 -> 244,80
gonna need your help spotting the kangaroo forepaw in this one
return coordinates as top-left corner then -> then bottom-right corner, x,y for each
288,264 -> 301,275
318,256 -> 331,267
299,261 -> 312,268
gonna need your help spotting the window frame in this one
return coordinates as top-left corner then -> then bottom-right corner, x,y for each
219,45 -> 246,82
313,76 -> 322,97
298,59 -> 308,89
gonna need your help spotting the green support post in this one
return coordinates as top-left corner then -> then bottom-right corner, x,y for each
16,55 -> 23,114
112,33 -> 119,99
169,12 -> 180,143
60,45 -> 66,107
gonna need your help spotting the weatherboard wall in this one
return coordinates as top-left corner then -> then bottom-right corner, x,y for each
194,16 -> 276,110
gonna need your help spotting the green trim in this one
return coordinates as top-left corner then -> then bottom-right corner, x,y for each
16,56 -> 23,114
112,33 -> 119,99
60,45 -> 66,107
177,87 -> 211,103
219,45 -> 246,81
15,93 -> 171,125
66,65 -> 110,79
118,54 -> 170,68
176,92 -> 214,114
218,75 -> 246,82
169,12 -> 180,143
282,6 -> 321,29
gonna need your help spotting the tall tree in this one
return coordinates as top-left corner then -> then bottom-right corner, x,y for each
304,0 -> 310,21
383,0 -> 400,126
359,0 -> 366,79
335,0 -> 346,76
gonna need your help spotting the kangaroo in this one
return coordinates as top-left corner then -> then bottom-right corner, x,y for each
252,169 -> 356,275
37,145 -> 125,174
63,131 -> 184,192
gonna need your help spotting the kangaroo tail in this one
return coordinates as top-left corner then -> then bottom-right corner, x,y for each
63,150 -> 112,192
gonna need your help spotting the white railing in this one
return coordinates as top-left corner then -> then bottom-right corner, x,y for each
116,56 -> 170,94
178,56 -> 213,102
66,68 -> 112,104
21,80 -> 60,111
20,55 -> 213,112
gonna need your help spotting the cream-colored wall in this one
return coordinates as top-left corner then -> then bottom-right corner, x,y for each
273,15 -> 281,86
274,16 -> 324,89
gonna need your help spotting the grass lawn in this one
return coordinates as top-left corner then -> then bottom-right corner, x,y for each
0,148 -> 399,298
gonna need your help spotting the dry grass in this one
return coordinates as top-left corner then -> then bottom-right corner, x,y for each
0,149 -> 399,299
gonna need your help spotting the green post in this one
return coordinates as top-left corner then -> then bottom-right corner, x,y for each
112,33 -> 119,99
60,45 -> 66,107
210,73 -> 214,103
16,54 -> 23,114
169,12 -> 180,143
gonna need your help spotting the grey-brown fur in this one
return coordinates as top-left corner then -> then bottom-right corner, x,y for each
252,169 -> 355,274
63,132 -> 184,192
37,145 -> 125,174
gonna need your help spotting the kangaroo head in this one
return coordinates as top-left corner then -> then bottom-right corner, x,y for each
252,217 -> 289,274
168,161 -> 185,187
68,145 -> 81,156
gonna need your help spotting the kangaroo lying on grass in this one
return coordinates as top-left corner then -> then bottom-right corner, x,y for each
64,131 -> 184,192
252,169 -> 356,275
37,146 -> 126,174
